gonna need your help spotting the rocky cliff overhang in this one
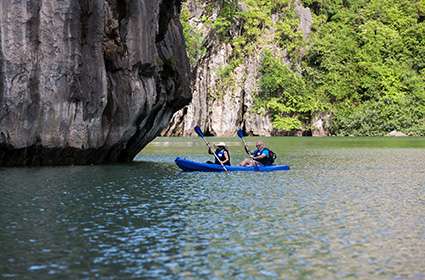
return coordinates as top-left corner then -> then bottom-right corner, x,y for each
0,0 -> 191,166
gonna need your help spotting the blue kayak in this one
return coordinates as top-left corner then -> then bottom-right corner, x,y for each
175,157 -> 290,172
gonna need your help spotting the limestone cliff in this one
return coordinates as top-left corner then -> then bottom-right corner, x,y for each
163,0 -> 321,137
163,0 -> 273,137
164,36 -> 273,137
0,0 -> 191,166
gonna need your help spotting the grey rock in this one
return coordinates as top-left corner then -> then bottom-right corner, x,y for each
386,130 -> 407,137
162,39 -> 273,137
295,0 -> 312,39
0,0 -> 191,166
311,112 -> 332,136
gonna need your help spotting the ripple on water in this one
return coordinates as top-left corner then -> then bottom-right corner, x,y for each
1,146 -> 425,279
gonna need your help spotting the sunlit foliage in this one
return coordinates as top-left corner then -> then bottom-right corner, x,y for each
181,0 -> 425,135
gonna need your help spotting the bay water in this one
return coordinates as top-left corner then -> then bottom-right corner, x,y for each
1,137 -> 424,279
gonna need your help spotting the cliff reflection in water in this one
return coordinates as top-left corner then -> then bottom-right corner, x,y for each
1,137 -> 425,279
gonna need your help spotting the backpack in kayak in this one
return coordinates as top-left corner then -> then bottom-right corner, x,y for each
269,150 -> 277,163
268,149 -> 277,164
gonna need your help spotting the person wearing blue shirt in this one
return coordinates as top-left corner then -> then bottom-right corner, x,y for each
239,141 -> 272,166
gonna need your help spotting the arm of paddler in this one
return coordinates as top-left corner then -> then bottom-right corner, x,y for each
253,149 -> 268,160
222,151 -> 230,164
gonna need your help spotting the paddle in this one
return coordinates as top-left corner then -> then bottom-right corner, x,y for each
237,128 -> 251,156
194,126 -> 228,173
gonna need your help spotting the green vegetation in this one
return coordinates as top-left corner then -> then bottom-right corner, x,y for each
258,51 -> 314,131
300,0 -> 425,135
181,3 -> 206,65
181,0 -> 425,135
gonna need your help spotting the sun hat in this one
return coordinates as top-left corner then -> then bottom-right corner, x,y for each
214,142 -> 227,147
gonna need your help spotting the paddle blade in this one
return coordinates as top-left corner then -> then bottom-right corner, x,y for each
237,128 -> 245,139
194,126 -> 204,138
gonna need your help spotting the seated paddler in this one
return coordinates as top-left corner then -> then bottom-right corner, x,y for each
207,142 -> 231,166
239,141 -> 275,166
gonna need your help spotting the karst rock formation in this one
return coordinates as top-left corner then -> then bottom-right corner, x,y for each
0,0 -> 191,166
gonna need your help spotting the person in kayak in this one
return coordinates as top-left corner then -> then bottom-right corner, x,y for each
239,141 -> 275,166
207,142 -> 231,165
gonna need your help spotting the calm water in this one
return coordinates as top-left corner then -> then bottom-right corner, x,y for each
1,137 -> 425,279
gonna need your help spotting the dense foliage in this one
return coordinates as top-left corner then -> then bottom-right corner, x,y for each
181,0 -> 425,135
300,0 -> 425,135
181,4 -> 206,65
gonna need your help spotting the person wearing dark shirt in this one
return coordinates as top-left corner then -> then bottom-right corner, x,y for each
207,142 -> 231,165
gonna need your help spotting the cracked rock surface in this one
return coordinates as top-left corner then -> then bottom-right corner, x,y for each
0,0 -> 190,166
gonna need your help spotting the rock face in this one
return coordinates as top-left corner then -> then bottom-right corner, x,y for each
162,2 -> 274,137
163,0 -> 312,137
311,112 -> 331,136
386,130 -> 407,137
163,38 -> 273,137
0,0 -> 191,166
295,0 -> 312,40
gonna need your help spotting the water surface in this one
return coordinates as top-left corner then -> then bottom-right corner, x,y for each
1,137 -> 424,279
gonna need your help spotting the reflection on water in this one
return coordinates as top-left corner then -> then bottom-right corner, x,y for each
1,137 -> 425,279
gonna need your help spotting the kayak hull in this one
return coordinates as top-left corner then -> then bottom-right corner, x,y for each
175,157 -> 289,172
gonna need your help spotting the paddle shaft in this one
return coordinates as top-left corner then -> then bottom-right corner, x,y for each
241,137 -> 251,156
237,129 -> 252,156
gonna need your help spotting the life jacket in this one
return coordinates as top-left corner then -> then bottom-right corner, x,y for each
215,148 -> 231,165
253,148 -> 276,165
